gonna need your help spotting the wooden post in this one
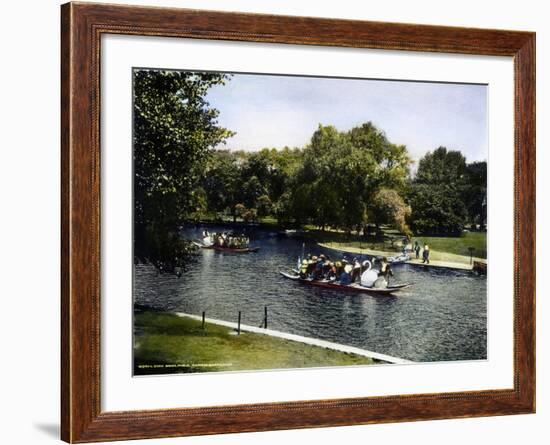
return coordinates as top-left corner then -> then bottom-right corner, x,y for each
468,247 -> 475,265
237,311 -> 241,335
264,306 -> 268,329
201,311 -> 205,329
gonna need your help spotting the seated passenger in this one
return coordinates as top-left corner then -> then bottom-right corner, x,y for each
326,262 -> 337,281
351,258 -> 361,282
307,256 -> 317,277
379,257 -> 394,281
313,256 -> 324,280
334,261 -> 343,280
340,263 -> 353,285
299,259 -> 309,279
340,270 -> 352,285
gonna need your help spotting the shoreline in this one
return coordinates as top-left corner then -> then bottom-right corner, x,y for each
133,311 -> 388,375
317,242 -> 485,272
176,312 -> 412,365
184,220 -> 486,272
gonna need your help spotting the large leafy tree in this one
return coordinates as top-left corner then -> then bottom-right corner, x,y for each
288,123 -> 411,231
370,188 -> 412,235
133,70 -> 233,271
348,122 -> 412,191
409,147 -> 469,235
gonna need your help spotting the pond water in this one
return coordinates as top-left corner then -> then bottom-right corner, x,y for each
134,224 -> 487,362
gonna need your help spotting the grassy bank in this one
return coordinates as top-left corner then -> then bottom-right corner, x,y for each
413,232 -> 486,259
308,228 -> 486,265
134,311 -> 376,375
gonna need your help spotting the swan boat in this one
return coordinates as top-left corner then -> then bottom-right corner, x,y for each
193,240 -> 259,253
279,271 -> 411,295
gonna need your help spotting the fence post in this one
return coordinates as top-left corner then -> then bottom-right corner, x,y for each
468,247 -> 475,265
237,311 -> 241,335
264,306 -> 268,329
201,311 -> 205,329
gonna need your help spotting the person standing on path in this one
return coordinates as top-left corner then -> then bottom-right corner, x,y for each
422,244 -> 430,264
414,240 -> 420,259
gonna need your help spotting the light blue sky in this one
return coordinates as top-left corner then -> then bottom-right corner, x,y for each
206,72 -> 487,162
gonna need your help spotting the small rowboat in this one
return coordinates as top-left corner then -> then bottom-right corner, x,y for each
279,271 -> 411,295
193,241 -> 259,253
386,254 -> 410,264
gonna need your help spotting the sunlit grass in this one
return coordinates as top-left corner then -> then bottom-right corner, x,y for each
134,311 -> 376,375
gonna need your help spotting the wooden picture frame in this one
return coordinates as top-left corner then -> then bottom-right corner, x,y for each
61,2 -> 535,442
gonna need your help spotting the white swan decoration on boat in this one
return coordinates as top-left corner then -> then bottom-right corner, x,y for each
360,260 -> 379,287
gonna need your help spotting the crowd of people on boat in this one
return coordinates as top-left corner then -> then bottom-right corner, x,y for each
202,230 -> 250,249
298,253 -> 394,289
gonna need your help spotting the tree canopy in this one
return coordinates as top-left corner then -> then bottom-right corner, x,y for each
133,70 -> 233,271
409,147 -> 485,236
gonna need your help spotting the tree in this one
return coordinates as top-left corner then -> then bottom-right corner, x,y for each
234,203 -> 247,220
188,187 -> 208,221
409,147 -> 469,235
370,188 -> 412,235
133,70 -> 233,271
241,175 -> 266,209
348,122 -> 412,191
415,146 -> 467,185
464,161 -> 487,229
202,150 -> 241,215
409,184 -> 468,235
256,195 -> 272,218
242,208 -> 258,222
286,123 -> 410,232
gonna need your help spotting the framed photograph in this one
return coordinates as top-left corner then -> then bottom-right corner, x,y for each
61,2 -> 535,442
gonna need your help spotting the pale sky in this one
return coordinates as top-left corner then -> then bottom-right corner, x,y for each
206,72 -> 487,163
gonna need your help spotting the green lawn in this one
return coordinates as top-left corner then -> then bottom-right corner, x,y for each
413,232 -> 487,259
134,311 -> 376,375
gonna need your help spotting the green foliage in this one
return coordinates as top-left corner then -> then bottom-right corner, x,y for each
464,161 -> 487,229
409,184 -> 468,236
133,69 -> 233,271
256,195 -> 272,218
241,175 -> 266,208
199,122 -> 413,231
409,147 -> 470,236
371,188 -> 412,235
287,123 -> 411,231
202,150 -> 241,213
200,147 -> 303,222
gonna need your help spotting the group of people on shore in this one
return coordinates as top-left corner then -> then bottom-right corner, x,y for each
202,230 -> 250,249
298,253 -> 394,288
412,240 -> 430,264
